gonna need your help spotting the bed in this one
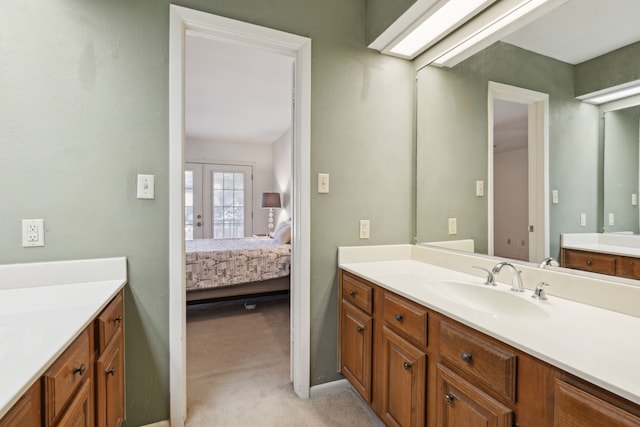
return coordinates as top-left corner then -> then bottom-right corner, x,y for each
185,233 -> 291,303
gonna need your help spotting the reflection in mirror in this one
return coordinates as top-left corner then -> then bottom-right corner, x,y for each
603,104 -> 640,234
415,0 -> 640,266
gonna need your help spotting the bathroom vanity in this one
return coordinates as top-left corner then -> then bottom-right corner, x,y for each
0,258 -> 127,427
338,245 -> 640,426
561,233 -> 640,278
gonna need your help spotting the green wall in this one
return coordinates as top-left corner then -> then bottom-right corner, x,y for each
0,1 -> 414,425
576,42 -> 640,97
415,42 -> 600,259
603,106 -> 640,233
366,0 -> 417,44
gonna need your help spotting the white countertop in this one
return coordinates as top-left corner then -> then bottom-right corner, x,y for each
340,256 -> 640,405
562,232 -> 640,257
0,258 -> 127,419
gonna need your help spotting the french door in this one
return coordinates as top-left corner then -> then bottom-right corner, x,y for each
185,162 -> 253,240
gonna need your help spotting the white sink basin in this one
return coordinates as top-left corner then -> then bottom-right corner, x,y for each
426,280 -> 550,319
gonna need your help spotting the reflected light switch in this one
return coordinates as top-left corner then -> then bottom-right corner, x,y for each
318,173 -> 329,194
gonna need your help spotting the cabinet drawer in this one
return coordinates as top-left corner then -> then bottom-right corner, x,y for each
440,321 -> 516,402
562,249 -> 617,275
97,292 -> 124,354
341,272 -> 373,315
44,328 -> 91,426
383,291 -> 428,346
617,256 -> 640,280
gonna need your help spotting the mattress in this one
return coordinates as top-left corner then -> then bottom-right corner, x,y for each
185,237 -> 291,291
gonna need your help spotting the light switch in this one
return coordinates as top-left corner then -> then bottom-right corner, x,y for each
359,219 -> 370,239
137,174 -> 155,199
318,173 -> 329,194
609,213 -> 615,226
448,218 -> 457,235
633,193 -> 637,206
580,213 -> 586,227
475,181 -> 484,196
552,190 -> 559,204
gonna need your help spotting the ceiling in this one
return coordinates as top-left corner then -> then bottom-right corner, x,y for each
185,34 -> 293,144
502,0 -> 640,65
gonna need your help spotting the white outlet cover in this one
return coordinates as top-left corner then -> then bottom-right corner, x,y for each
359,219 -> 370,239
22,219 -> 44,247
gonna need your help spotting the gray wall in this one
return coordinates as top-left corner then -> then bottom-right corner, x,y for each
366,0 -> 417,44
603,106 -> 640,233
0,1 -> 414,425
576,42 -> 640,97
416,42 -> 600,259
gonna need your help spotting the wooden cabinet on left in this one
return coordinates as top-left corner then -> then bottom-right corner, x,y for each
0,290 -> 125,427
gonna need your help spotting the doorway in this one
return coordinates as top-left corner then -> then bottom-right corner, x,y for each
169,6 -> 311,426
488,81 -> 549,262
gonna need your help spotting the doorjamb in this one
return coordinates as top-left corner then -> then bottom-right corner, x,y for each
169,5 -> 311,426
488,81 -> 549,261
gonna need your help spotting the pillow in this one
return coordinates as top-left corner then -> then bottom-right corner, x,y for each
272,220 -> 291,244
272,219 -> 289,238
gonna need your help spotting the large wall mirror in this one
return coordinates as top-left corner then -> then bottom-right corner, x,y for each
416,0 -> 640,266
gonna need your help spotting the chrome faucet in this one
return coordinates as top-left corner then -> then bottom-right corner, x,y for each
539,257 -> 557,269
472,266 -> 497,286
532,282 -> 550,300
491,261 -> 525,292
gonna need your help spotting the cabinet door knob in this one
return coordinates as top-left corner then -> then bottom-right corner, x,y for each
444,393 -> 455,404
349,290 -> 357,297
356,326 -> 364,333
403,361 -> 412,370
395,314 -> 403,322
73,364 -> 87,376
114,316 -> 123,323
461,352 -> 473,363
586,260 -> 592,266
106,368 -> 116,376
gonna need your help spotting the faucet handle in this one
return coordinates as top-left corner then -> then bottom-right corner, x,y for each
532,282 -> 550,300
472,266 -> 497,286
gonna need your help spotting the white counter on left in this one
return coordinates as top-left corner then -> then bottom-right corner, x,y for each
0,257 -> 127,419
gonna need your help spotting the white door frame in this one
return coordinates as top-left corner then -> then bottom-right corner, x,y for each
488,81 -> 549,262
169,5 -> 311,426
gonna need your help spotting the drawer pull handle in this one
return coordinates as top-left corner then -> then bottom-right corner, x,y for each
586,260 -> 592,266
403,361 -> 412,370
356,326 -> 364,333
461,352 -> 473,363
349,290 -> 357,297
395,314 -> 403,322
444,393 -> 455,404
114,316 -> 123,323
106,368 -> 117,376
73,364 -> 87,376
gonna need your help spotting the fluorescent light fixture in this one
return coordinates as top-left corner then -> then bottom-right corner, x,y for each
578,80 -> 640,105
433,0 -> 552,66
390,0 -> 492,57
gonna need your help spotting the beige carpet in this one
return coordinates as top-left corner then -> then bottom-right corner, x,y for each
186,295 -> 384,427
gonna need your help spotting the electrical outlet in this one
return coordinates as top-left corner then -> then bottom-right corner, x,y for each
22,219 -> 44,247
359,220 -> 370,239
552,190 -> 559,204
609,213 -> 615,226
580,213 -> 586,227
475,181 -> 484,196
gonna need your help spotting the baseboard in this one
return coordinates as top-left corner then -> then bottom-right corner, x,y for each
140,421 -> 170,427
309,378 -> 351,398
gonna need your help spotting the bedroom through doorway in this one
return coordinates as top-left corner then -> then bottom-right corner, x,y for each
183,28 -> 295,420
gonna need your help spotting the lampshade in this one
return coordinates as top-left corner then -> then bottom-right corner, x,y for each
261,192 -> 281,209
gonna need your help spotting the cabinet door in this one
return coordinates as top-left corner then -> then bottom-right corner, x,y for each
0,381 -> 41,427
96,329 -> 124,427
340,301 -> 373,402
437,364 -> 513,427
380,327 -> 426,427
554,379 -> 640,427
55,378 -> 92,427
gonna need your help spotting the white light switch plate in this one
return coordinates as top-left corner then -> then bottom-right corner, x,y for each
633,193 -> 637,206
448,218 -> 457,235
359,220 -> 370,239
137,174 -> 155,199
475,181 -> 484,196
318,173 -> 329,194
580,213 -> 586,227
609,213 -> 615,226
552,190 -> 559,204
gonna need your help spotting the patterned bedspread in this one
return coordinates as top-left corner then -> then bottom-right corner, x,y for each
185,237 -> 291,291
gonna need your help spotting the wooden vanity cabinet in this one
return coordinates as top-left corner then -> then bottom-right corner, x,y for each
95,292 -> 125,427
339,271 -> 374,403
561,248 -> 640,279
0,290 -> 124,427
0,381 -> 42,427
